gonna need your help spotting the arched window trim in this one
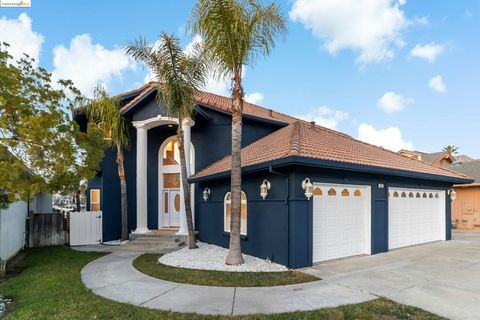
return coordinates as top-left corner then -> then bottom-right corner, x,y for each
328,188 -> 337,196
224,191 -> 247,235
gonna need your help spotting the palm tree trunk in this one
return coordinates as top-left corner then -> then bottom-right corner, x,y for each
226,67 -> 244,265
116,143 -> 128,241
177,117 -> 197,249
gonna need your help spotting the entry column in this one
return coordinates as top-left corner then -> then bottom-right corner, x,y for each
177,118 -> 195,235
133,124 -> 149,234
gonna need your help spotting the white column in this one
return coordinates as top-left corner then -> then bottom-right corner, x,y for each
134,125 -> 149,234
177,118 -> 194,235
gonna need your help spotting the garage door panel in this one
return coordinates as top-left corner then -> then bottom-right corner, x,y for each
312,183 -> 371,263
389,188 -> 445,250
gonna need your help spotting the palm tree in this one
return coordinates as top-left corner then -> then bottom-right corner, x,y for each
190,0 -> 286,265
443,145 -> 459,155
125,33 -> 207,249
86,86 -> 130,241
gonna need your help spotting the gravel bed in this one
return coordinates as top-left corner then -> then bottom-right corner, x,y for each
158,242 -> 287,272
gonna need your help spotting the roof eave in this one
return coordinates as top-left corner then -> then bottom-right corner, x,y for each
196,104 -> 289,127
119,87 -> 157,115
190,156 -> 474,184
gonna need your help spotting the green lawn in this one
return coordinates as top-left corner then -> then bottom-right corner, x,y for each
0,247 -> 444,320
133,253 -> 319,287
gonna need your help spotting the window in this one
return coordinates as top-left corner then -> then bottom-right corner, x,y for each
313,187 -> 322,196
328,188 -> 337,196
162,139 -> 180,165
409,192 -> 414,198
393,191 -> 399,198
90,189 -> 100,211
354,189 -> 362,197
341,189 -> 350,196
224,191 -> 247,235
401,192 -> 407,198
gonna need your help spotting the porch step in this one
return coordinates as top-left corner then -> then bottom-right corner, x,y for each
129,231 -> 199,242
129,237 -> 185,246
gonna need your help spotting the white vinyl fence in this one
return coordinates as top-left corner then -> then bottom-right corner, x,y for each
0,201 -> 28,262
69,211 -> 102,246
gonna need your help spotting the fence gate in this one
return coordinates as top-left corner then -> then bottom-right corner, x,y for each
69,211 -> 102,246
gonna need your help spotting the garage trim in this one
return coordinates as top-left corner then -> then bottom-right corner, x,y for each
388,187 -> 446,250
312,183 -> 372,263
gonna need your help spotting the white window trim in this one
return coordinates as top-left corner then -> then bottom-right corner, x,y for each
90,189 -> 100,212
224,191 -> 247,235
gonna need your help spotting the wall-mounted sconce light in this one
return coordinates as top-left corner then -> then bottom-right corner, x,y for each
449,188 -> 457,202
203,187 -> 211,202
260,179 -> 271,200
302,178 -> 314,199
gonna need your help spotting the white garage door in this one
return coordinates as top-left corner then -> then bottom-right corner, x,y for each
312,183 -> 371,263
389,188 -> 446,249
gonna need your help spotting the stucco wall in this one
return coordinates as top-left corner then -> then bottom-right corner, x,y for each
452,186 -> 480,230
197,164 -> 453,268
91,101 -> 284,241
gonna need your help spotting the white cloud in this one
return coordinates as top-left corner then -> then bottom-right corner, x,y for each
410,42 -> 443,63
358,123 -> 413,151
429,75 -> 446,93
377,91 -> 413,113
187,35 -> 234,96
143,35 -> 232,96
244,92 -> 264,105
52,34 -> 136,95
296,106 -> 349,130
0,13 -> 44,66
289,0 -> 408,63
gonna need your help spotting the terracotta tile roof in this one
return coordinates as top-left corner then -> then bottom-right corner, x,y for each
192,121 -> 470,181
194,91 -> 297,124
114,83 -> 470,182
118,83 -> 157,113
118,82 -> 297,124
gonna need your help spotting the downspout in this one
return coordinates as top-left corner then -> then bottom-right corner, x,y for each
268,166 -> 292,266
268,166 -> 289,204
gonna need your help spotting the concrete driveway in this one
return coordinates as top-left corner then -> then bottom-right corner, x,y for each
303,231 -> 480,320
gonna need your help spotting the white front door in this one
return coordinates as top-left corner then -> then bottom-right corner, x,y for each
312,183 -> 371,263
168,189 -> 181,227
388,188 -> 446,249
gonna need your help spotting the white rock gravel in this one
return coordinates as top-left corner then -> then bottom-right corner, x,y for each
158,242 -> 288,272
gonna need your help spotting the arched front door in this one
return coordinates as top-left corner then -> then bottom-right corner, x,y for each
158,136 -> 194,228
159,137 -> 181,227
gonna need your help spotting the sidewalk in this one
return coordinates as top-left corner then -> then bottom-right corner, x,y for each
80,251 -> 374,316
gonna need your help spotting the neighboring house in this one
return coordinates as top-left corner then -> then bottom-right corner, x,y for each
0,192 -> 52,275
76,82 -> 472,268
450,160 -> 480,230
399,150 -> 456,167
455,155 -> 474,163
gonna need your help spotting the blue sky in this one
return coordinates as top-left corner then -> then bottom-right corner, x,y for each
1,0 -> 479,157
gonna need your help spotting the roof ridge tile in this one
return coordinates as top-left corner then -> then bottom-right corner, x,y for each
288,122 -> 301,156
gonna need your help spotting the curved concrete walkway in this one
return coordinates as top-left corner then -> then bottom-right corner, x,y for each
81,251 -> 374,315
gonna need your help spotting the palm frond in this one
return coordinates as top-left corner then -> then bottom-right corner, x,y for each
85,85 -> 130,149
190,0 -> 286,76
126,33 -> 208,120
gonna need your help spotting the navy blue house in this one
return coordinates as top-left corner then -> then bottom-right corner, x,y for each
78,82 -> 472,268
